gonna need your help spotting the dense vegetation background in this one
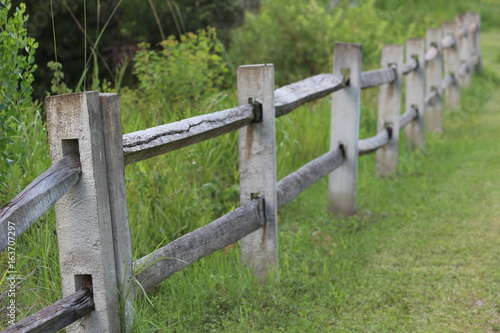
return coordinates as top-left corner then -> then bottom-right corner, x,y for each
1,0 -> 499,331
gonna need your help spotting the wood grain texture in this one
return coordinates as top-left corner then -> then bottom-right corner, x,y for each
359,130 -> 390,156
375,44 -> 404,176
123,104 -> 255,164
274,73 -> 345,117
361,67 -> 396,89
467,12 -> 481,70
458,62 -> 470,77
276,148 -> 344,208
443,21 -> 461,109
405,38 -> 426,152
456,14 -> 473,86
424,89 -> 440,107
99,93 -> 134,330
238,64 -> 278,282
329,42 -> 362,215
441,73 -> 456,90
425,28 -> 444,133
402,58 -> 419,75
2,288 -> 94,333
424,45 -> 439,62
0,153 -> 81,252
134,199 -> 265,293
400,106 -> 419,129
46,91 -> 121,332
358,107 -> 418,157
441,35 -> 456,49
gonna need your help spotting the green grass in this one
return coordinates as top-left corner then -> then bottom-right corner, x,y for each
1,28 -> 500,333
126,33 -> 500,332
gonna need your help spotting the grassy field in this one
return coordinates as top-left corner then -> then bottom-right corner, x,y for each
126,32 -> 500,332
1,22 -> 500,333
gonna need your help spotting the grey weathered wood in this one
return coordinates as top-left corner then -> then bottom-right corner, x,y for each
329,42 -> 362,215
274,73 -> 345,117
237,64 -> 278,282
46,91 -> 121,332
360,67 -> 396,89
276,148 -> 344,208
458,62 -> 470,77
359,130 -> 390,156
441,35 -> 455,49
376,44 -> 404,176
425,89 -> 441,107
443,21 -> 461,109
456,14 -> 473,86
405,38 -> 426,152
424,45 -> 439,62
400,106 -> 419,129
0,153 -> 81,252
123,104 -> 255,165
134,199 -> 265,293
465,13 -> 479,72
425,28 -> 444,133
358,105 -> 417,157
99,93 -> 134,331
467,12 -> 482,71
2,288 -> 94,333
441,73 -> 455,90
402,58 -> 418,75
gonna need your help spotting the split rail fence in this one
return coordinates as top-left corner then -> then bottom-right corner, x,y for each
0,12 -> 482,332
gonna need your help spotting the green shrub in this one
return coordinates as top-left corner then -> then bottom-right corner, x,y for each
0,0 -> 38,179
133,27 -> 230,119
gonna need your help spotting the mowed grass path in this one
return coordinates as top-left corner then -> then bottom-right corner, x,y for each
303,32 -> 500,331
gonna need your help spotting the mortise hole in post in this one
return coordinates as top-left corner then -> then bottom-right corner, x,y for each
430,42 -> 438,48
250,193 -> 261,200
75,274 -> 93,291
341,68 -> 351,86
384,122 -> 394,140
62,139 -> 79,156
411,104 -> 419,118
338,141 -> 347,159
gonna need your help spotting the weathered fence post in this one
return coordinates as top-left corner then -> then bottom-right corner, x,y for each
425,28 -> 444,134
442,21 -> 461,109
238,64 -> 278,282
99,93 -> 134,331
405,38 -> 426,151
456,14 -> 473,87
329,43 -> 362,215
46,91 -> 121,332
467,12 -> 482,71
375,44 -> 403,176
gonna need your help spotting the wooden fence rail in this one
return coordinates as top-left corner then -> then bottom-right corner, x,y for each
1,12 -> 481,333
0,153 -> 81,252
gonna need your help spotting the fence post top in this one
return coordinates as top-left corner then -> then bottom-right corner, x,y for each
406,37 -> 424,43
334,41 -> 362,49
238,63 -> 274,69
382,44 -> 404,50
426,27 -> 442,33
443,20 -> 458,29
45,90 -> 100,102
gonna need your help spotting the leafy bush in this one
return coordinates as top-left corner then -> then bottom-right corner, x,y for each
0,0 -> 38,181
228,0 -> 478,86
133,27 -> 230,115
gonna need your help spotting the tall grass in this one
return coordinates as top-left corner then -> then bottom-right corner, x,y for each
1,0 -> 499,331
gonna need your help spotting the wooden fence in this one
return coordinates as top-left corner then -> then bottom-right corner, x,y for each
0,12 -> 482,332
